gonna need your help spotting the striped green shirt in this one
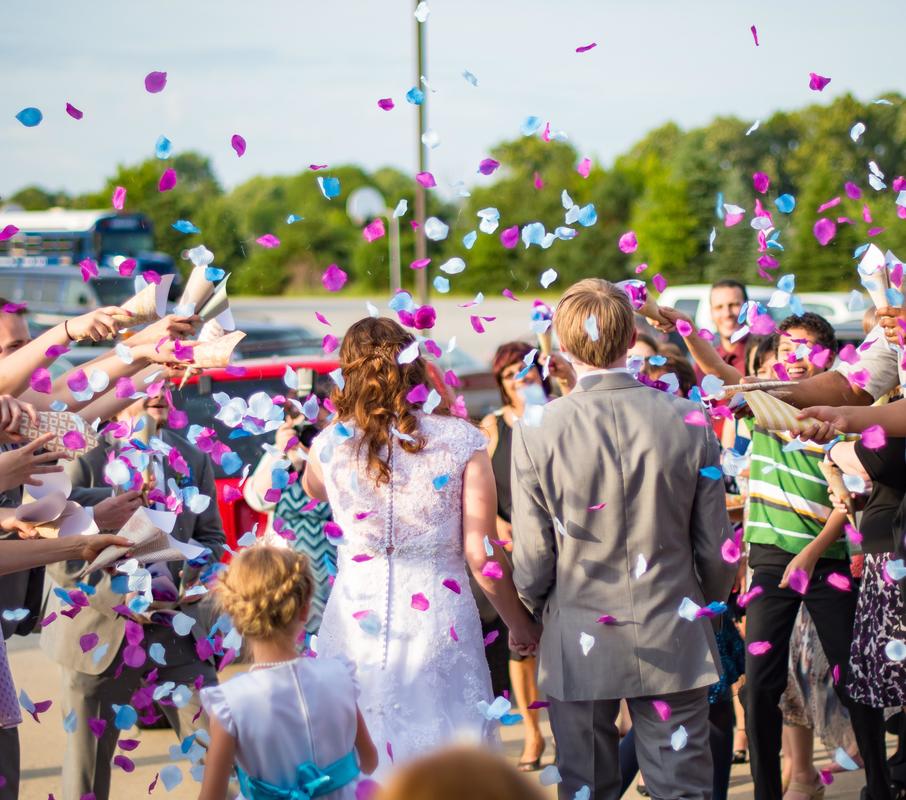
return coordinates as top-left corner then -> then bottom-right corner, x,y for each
744,425 -> 848,560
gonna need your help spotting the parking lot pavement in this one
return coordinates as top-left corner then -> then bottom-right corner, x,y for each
10,636 -> 887,799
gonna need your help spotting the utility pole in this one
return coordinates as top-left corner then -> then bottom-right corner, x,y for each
413,1 -> 429,305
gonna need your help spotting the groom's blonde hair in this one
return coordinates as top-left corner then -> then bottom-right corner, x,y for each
554,278 -> 634,368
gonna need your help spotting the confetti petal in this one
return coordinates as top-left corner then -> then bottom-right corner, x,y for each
231,134 -> 247,157
144,71 -> 168,93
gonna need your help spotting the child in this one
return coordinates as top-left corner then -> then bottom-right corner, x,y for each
662,308 -> 891,800
198,547 -> 377,800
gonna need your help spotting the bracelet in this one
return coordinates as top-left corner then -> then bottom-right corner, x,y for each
64,319 -> 74,342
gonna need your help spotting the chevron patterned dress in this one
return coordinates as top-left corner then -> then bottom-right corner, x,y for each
274,481 -> 337,635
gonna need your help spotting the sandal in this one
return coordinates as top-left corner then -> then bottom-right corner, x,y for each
516,740 -> 546,772
784,779 -> 825,800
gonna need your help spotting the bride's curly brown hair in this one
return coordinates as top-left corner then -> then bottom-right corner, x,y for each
333,316 -> 447,485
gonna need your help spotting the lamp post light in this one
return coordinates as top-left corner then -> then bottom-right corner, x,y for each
346,186 -> 402,293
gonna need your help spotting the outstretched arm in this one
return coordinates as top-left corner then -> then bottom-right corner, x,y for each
657,307 -> 743,384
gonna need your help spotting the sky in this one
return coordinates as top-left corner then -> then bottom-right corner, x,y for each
1,0 -> 904,200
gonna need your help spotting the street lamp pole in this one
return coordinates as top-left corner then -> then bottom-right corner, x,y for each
413,1 -> 429,306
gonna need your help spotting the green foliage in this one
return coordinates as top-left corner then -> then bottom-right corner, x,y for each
7,92 -> 906,296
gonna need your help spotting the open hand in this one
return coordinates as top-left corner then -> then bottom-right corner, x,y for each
778,549 -> 817,590
67,307 -> 129,342
0,433 -> 67,493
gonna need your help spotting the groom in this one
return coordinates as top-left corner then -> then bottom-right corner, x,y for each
510,278 -> 736,799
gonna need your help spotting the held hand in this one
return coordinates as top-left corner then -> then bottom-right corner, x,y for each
77,533 -> 132,563
508,615 -> 543,655
0,433 -> 66,491
877,306 -> 905,346
542,352 -> 577,389
794,406 -> 850,442
67,307 -> 129,342
651,305 -> 689,334
128,314 -> 201,347
275,416 -> 301,453
0,395 -> 38,442
0,516 -> 39,539
778,549 -> 818,590
93,490 -> 143,530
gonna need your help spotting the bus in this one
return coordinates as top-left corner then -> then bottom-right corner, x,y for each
0,207 -> 180,294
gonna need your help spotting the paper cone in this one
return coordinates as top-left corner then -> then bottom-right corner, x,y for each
198,275 -> 230,323
16,491 -> 68,537
817,460 -> 856,527
718,380 -> 800,397
24,471 -> 72,501
177,266 -> 216,313
745,390 -> 822,434
198,319 -> 225,344
858,244 -> 892,308
17,412 -> 99,459
107,275 -> 174,330
190,331 -> 245,368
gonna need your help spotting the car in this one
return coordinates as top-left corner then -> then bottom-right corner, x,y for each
0,265 -> 135,327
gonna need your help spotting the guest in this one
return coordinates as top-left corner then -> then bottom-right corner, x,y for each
199,546 -> 377,800
480,342 -> 552,771
511,278 -> 736,799
692,279 -> 749,383
41,393 -> 225,800
374,746 -> 546,800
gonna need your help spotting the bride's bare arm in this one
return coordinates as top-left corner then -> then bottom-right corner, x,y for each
301,451 -> 327,501
462,450 -> 540,646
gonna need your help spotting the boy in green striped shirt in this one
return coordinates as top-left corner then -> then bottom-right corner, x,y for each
660,308 -> 891,800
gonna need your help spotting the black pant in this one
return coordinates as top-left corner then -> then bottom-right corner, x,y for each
744,564 -> 891,800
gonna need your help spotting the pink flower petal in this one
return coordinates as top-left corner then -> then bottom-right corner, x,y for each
322,334 -> 339,354
684,410 -> 708,427
256,234 -> 280,248
788,568 -> 809,595
813,218 -> 836,246
481,561 -> 503,579
158,168 -> 177,192
113,755 -> 135,773
577,157 -> 592,178
144,71 -> 168,93
652,273 -> 667,293
79,633 -> 99,652
737,585 -> 764,608
118,258 -> 137,277
411,593 -> 430,611
533,172 -> 543,190
752,172 -> 770,194
676,319 -> 693,337
415,172 -> 436,188
576,42 -> 597,53
442,578 -> 461,594
478,158 -> 500,176
363,218 -> 386,243
377,97 -> 394,111
652,700 -> 671,721
596,614 -> 616,624
748,640 -> 772,656
861,424 -> 886,450
817,197 -> 841,214
112,186 -> 127,211
844,182 -> 862,199
483,630 -> 499,647
721,538 -> 741,563
231,134 -> 247,157
827,573 -> 852,592
449,625 -> 458,642
62,431 -> 86,451
410,258 -> 430,270
500,226 -> 519,249
750,25 -> 759,46
324,521 -> 344,539
0,225 -> 19,242
808,72 -> 831,91
30,368 -> 52,394
588,501 -> 607,511
322,264 -> 348,292
66,102 -> 83,120
405,384 -> 429,404
618,231 -> 638,253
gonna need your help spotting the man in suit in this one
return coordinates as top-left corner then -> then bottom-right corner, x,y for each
510,278 -> 736,800
41,393 -> 225,800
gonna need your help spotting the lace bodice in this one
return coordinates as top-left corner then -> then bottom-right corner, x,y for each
311,413 -> 486,564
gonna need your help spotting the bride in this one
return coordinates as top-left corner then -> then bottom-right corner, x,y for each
302,317 -> 540,776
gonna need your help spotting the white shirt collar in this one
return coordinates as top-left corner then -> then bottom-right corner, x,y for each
576,367 -> 632,381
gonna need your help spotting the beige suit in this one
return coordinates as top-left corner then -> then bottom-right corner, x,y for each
511,371 -> 736,800
40,430 -> 224,800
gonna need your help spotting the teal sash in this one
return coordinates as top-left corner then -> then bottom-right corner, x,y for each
236,750 -> 359,799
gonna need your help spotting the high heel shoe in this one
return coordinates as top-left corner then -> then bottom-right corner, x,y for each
516,739 -> 546,772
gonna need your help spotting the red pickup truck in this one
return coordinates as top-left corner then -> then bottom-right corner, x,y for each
173,355 -> 498,551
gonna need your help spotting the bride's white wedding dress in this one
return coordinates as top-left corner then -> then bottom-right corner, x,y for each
311,413 -> 496,776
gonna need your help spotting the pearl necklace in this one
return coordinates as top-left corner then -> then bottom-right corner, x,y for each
250,656 -> 300,671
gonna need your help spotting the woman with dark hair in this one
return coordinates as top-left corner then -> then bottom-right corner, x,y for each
302,318 -> 541,778
480,342 -> 552,771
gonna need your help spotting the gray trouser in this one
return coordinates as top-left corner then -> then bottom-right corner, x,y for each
60,631 -> 216,800
0,726 -> 19,800
548,687 -> 712,800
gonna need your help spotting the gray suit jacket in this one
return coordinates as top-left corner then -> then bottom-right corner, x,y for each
40,429 -> 225,675
511,371 -> 735,701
